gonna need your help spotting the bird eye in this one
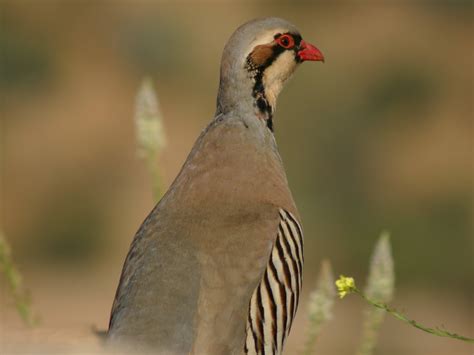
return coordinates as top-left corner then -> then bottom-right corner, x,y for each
276,34 -> 294,49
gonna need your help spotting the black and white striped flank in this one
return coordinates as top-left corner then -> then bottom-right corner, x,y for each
245,208 -> 304,355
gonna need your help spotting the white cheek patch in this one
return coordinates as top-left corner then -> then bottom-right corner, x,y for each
262,51 -> 298,109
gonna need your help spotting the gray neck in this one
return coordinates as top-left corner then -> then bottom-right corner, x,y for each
215,56 -> 274,131
215,62 -> 255,116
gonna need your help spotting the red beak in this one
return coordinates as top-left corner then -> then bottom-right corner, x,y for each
297,40 -> 324,62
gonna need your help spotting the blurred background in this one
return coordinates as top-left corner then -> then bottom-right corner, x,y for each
1,1 -> 472,354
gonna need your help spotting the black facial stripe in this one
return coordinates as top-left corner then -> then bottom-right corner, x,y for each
252,71 -> 273,132
293,34 -> 304,64
256,96 -> 268,112
293,34 -> 302,47
266,116 -> 274,131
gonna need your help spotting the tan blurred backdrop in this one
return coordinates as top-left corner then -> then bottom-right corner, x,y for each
1,1 -> 473,354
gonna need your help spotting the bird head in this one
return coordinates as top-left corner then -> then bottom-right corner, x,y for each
216,17 -> 324,129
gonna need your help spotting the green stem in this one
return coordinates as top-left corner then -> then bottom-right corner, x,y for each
354,288 -> 474,343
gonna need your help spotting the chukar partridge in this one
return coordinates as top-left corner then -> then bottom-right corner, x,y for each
108,17 -> 324,355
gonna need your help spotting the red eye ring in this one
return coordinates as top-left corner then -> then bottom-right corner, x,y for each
276,34 -> 295,49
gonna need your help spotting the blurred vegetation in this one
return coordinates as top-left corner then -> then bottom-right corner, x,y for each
336,273 -> 474,344
29,190 -> 106,264
302,233 -> 394,354
0,23 -> 53,90
134,78 -> 166,201
117,18 -> 186,77
0,230 -> 37,326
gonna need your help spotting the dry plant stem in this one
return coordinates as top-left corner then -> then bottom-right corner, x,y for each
357,306 -> 386,355
146,152 -> 163,201
302,260 -> 336,355
357,233 -> 394,355
0,231 -> 36,326
354,288 -> 474,343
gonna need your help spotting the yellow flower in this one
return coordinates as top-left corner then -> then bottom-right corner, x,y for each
335,275 -> 356,299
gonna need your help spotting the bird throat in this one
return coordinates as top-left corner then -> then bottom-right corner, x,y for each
253,72 -> 274,132
245,57 -> 275,132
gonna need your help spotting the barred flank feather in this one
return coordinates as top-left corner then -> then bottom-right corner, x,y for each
245,209 -> 304,355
